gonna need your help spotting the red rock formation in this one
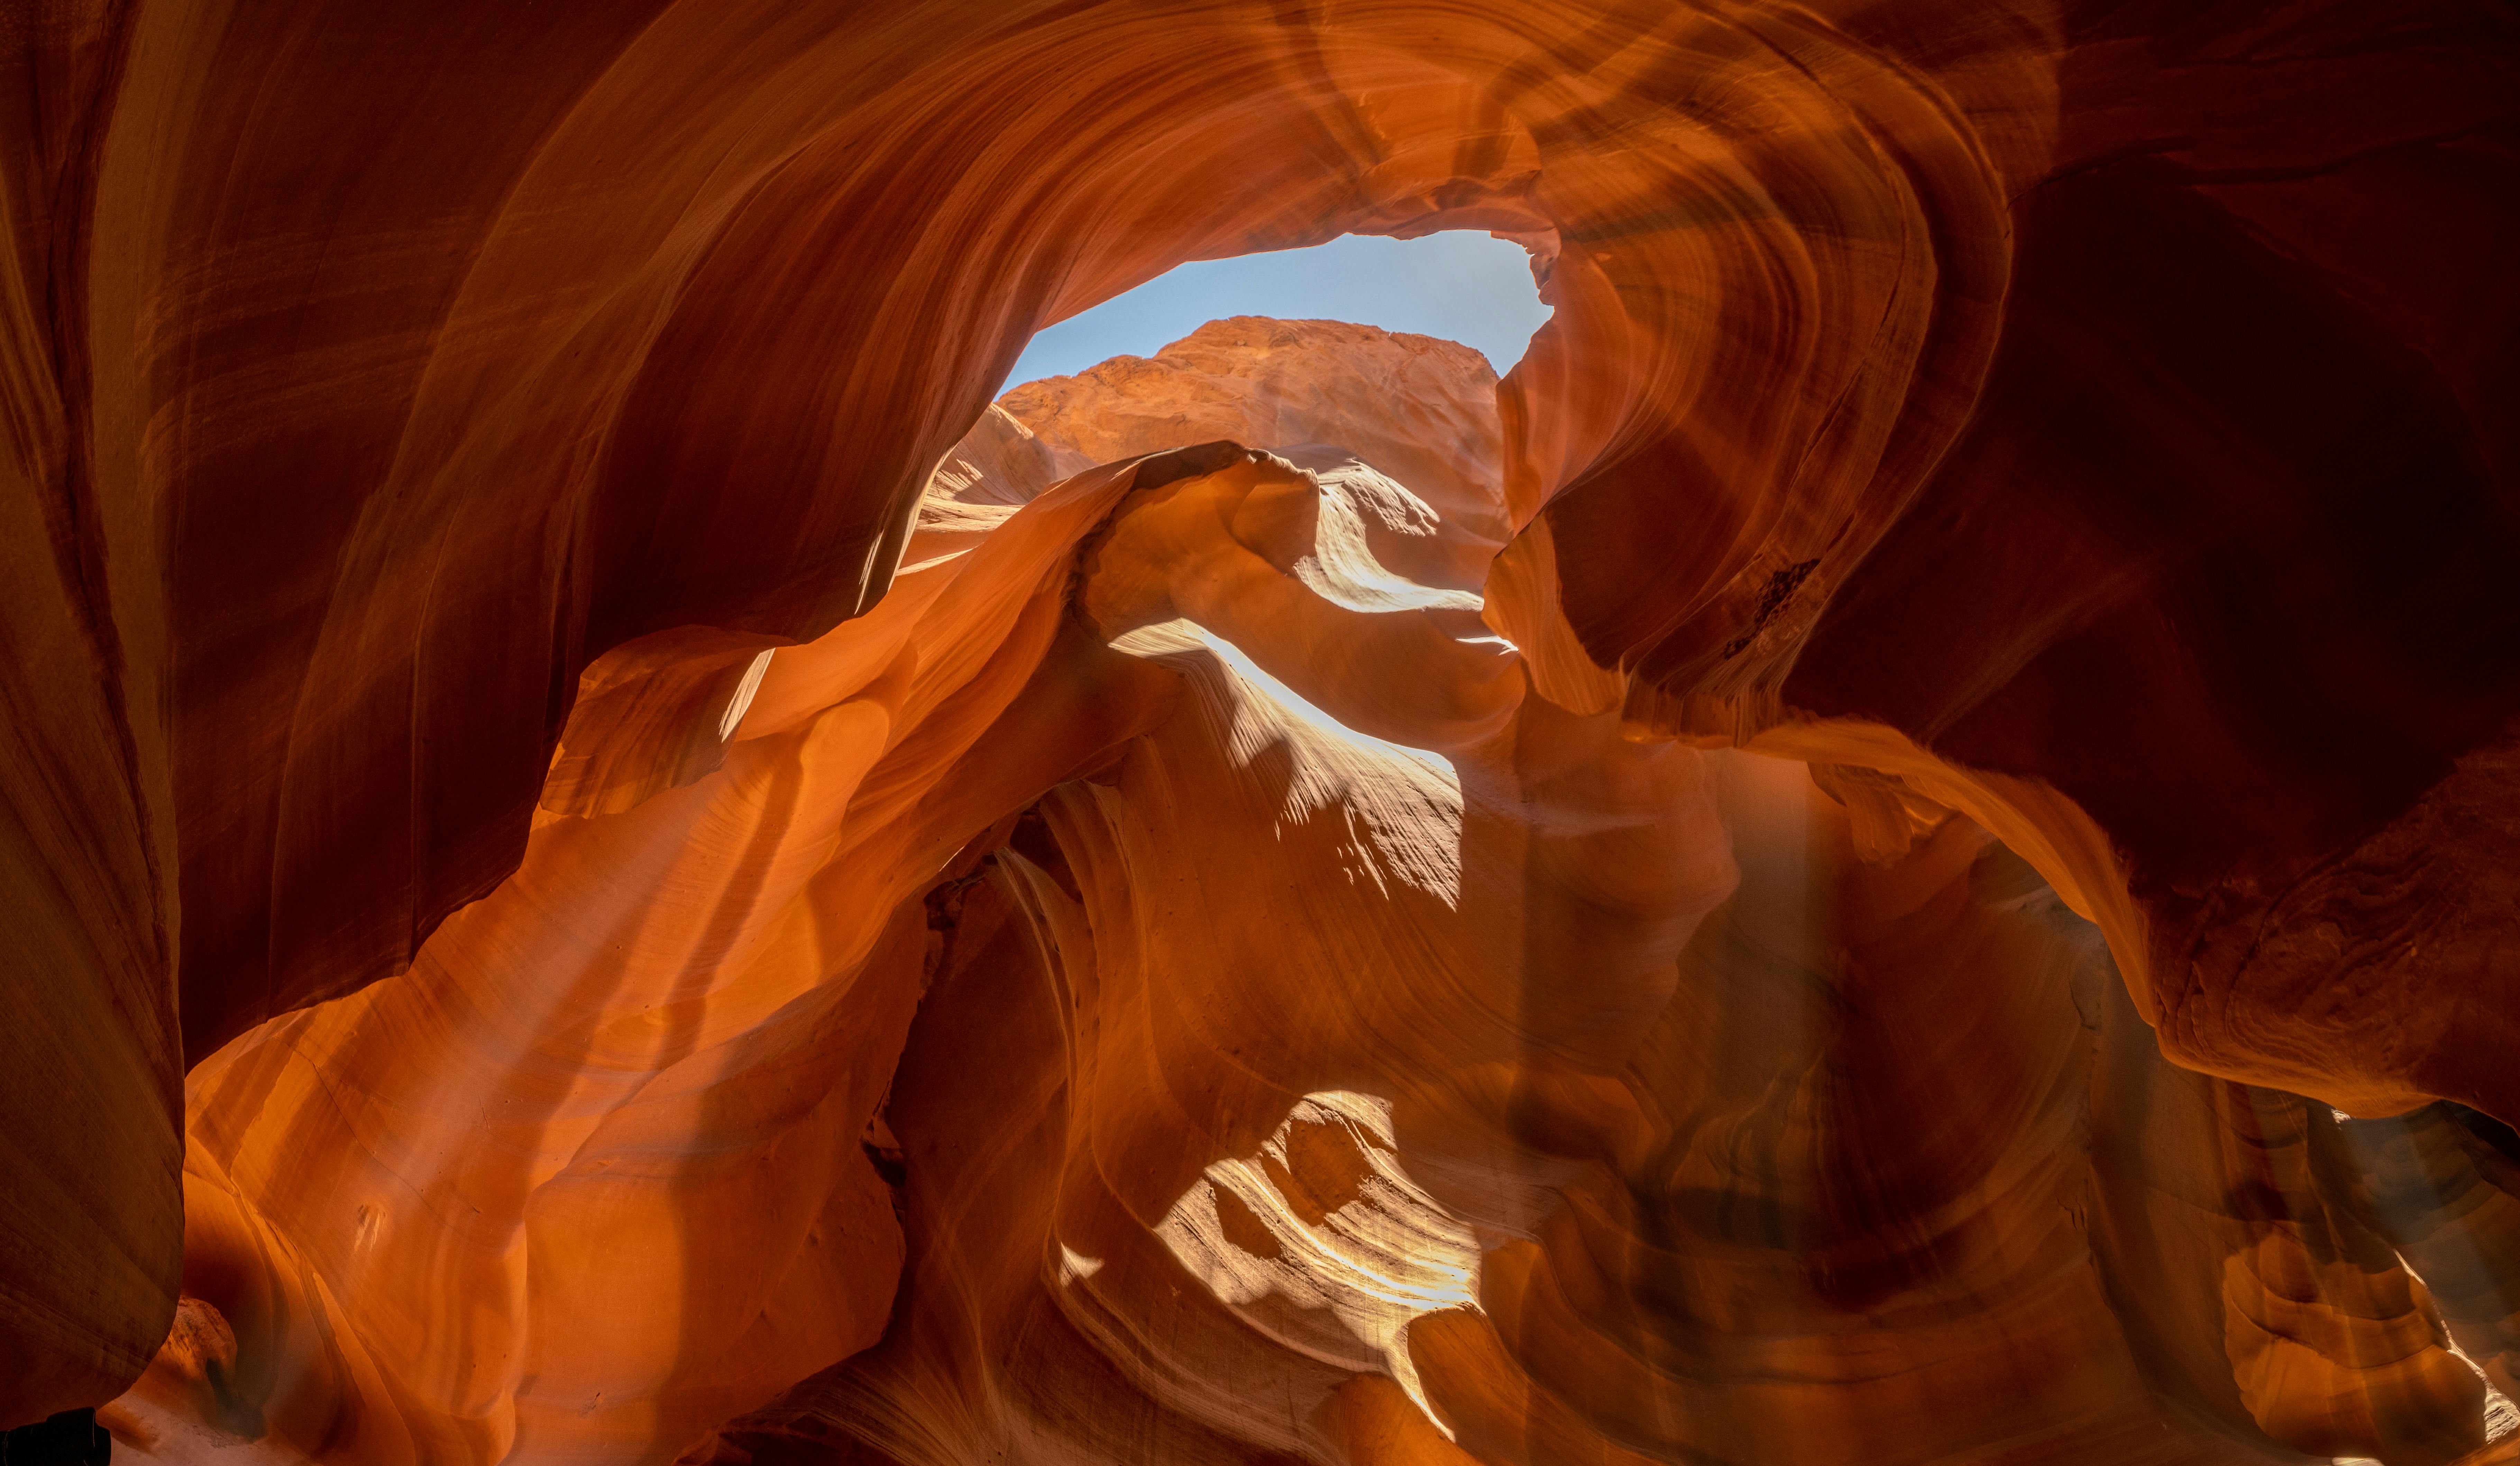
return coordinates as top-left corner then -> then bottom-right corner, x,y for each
1004,318 -> 1510,546
72,319 -> 2519,1464
1,1 -> 2516,1462
926,406 -> 1092,509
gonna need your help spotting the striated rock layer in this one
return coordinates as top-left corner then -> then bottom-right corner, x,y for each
0,0 -> 2514,1461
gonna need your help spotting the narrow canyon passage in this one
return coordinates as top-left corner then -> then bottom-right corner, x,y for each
3,4 -> 2517,1464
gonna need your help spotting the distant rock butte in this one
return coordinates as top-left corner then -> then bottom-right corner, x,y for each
925,403 -> 1092,507
998,317 -> 1509,539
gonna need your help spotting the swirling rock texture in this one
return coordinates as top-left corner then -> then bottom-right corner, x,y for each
2,2 -> 2518,1464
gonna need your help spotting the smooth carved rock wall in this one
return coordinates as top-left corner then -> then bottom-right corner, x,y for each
0,0 -> 185,1417
87,323 -> 2520,1464
0,0 -> 2514,1455
99,443 -> 1231,1459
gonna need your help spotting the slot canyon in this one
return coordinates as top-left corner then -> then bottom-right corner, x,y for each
3,2 -> 2518,1463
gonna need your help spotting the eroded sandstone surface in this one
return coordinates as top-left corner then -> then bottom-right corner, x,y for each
3,3 -> 2518,1463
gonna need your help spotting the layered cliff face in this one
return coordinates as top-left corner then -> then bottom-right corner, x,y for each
3,1 -> 2518,1462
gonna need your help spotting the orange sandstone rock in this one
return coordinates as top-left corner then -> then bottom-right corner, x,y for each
1004,318 -> 1510,548
0,1 -> 2515,1461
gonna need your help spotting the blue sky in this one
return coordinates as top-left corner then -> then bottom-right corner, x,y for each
1000,231 -> 1552,391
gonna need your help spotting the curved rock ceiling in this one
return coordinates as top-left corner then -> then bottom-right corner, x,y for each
2,2 -> 2517,1463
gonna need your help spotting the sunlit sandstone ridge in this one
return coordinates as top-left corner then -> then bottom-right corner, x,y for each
2,2 -> 2517,1463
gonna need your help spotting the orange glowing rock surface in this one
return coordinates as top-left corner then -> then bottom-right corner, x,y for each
1,3 -> 2517,1464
